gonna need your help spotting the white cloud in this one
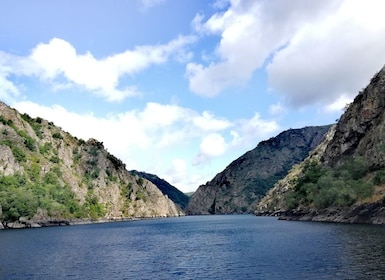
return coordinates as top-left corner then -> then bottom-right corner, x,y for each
187,0 -> 339,97
188,0 -> 385,113
12,100 -> 279,192
324,95 -> 352,114
164,158 -> 187,186
200,133 -> 226,157
238,112 -> 280,145
192,111 -> 232,131
0,73 -> 20,103
3,36 -> 195,102
267,0 -> 385,108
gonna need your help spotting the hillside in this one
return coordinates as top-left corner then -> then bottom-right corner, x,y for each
130,170 -> 190,209
0,101 -> 182,229
256,64 -> 385,224
186,125 -> 331,214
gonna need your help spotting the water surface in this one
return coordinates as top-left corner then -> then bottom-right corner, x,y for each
1,215 -> 385,279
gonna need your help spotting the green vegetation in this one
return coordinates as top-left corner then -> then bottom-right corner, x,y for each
136,190 -> 146,202
52,132 -> 63,139
0,116 -> 13,126
21,113 -> 43,139
136,177 -> 144,186
0,170 -> 108,222
39,142 -> 52,155
0,172 -> 76,221
285,157 -> 375,209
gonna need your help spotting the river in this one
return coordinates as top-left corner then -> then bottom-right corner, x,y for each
1,215 -> 385,279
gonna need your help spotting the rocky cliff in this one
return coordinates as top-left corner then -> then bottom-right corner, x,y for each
130,170 -> 190,210
186,125 -> 331,214
256,64 -> 385,224
0,101 -> 182,229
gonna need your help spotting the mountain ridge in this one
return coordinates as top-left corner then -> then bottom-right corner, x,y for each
256,64 -> 385,224
186,125 -> 331,214
130,170 -> 190,210
0,101 -> 182,229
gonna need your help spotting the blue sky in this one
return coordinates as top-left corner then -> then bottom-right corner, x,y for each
1,0 -> 385,192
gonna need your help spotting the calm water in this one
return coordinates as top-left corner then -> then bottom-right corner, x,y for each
1,215 -> 385,279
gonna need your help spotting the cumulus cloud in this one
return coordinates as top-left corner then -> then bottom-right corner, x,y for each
2,36 -> 195,102
187,0 -> 385,113
267,0 -> 385,108
324,95 -> 352,114
187,0 -> 339,97
12,100 -> 279,192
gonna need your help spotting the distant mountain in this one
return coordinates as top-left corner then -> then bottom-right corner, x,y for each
256,64 -> 385,224
0,102 -> 182,229
186,125 -> 331,215
130,170 -> 189,209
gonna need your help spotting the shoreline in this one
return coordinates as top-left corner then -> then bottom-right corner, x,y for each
255,201 -> 385,225
0,215 -> 184,230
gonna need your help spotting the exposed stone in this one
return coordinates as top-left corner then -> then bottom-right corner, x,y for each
186,125 -> 331,214
256,64 -> 385,224
0,101 -> 182,226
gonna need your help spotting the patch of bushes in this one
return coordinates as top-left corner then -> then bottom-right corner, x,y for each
39,142 -> 52,155
0,116 -> 13,126
286,157 -> 374,209
11,146 -> 26,162
0,171 -> 84,222
52,132 -> 63,139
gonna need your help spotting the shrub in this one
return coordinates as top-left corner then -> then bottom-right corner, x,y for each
52,132 -> 63,139
287,157 -> 374,210
11,146 -> 26,162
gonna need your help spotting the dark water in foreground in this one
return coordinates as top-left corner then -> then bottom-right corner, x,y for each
1,215 -> 385,279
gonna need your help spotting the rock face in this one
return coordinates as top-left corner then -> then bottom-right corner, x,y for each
256,64 -> 385,224
256,125 -> 336,213
322,67 -> 385,169
130,170 -> 190,210
0,102 -> 182,228
186,125 -> 331,214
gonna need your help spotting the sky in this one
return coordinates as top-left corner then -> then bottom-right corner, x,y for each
1,0 -> 385,193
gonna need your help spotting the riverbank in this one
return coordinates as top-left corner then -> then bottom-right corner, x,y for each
255,201 -> 385,225
0,215 -> 184,229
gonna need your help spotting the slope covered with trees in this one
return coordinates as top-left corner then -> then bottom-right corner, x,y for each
257,65 -> 385,224
0,102 -> 181,228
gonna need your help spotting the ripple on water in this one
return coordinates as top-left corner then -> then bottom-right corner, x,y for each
1,216 -> 385,279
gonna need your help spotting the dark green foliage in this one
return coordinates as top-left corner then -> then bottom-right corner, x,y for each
52,132 -> 63,139
136,190 -> 146,202
82,191 -> 106,219
136,177 -> 144,186
122,182 -> 133,200
15,129 -> 36,151
11,146 -> 26,162
24,135 -> 36,151
107,153 -> 125,169
287,157 -> 374,209
0,116 -> 13,126
39,142 -> 52,155
0,172 -> 83,222
73,148 -> 82,163
89,146 -> 99,157
374,170 -> 385,185
0,139 -> 28,162
50,156 -> 60,163
20,113 -> 43,139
